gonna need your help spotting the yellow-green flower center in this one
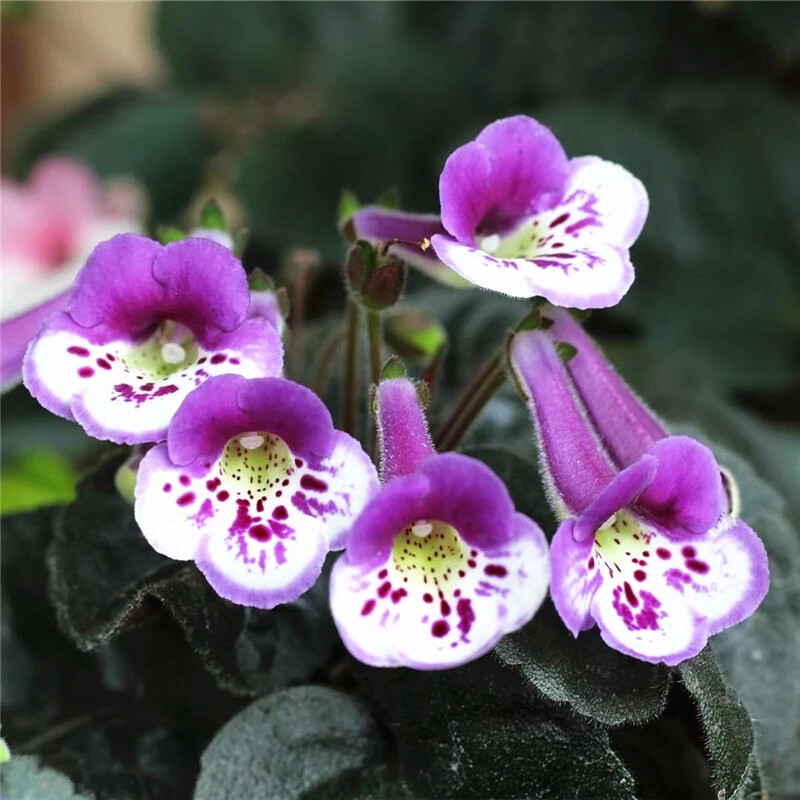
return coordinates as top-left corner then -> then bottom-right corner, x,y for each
220,431 -> 294,490
391,520 -> 471,585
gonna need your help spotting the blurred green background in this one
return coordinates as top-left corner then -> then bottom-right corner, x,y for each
2,1 -> 800,507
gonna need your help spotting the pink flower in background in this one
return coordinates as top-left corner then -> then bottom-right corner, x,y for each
1,156 -> 144,390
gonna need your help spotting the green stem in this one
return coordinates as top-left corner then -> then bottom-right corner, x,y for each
341,298 -> 361,436
366,309 -> 383,457
435,351 -> 506,452
366,310 -> 383,389
311,327 -> 345,398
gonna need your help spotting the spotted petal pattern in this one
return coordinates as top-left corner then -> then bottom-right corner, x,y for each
330,447 -> 549,670
23,235 -> 284,444
134,375 -> 378,608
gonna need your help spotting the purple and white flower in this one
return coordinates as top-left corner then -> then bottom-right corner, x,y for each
330,377 -> 549,670
1,157 -> 144,390
23,233 -> 283,445
134,374 -> 378,608
351,115 -> 647,308
509,310 -> 769,666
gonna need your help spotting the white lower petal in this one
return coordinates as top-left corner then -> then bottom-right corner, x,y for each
331,513 -> 549,669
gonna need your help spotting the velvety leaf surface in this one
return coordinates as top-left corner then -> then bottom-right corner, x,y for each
0,755 -> 94,800
680,649 -> 759,800
466,446 -> 674,726
193,686 -> 386,800
363,656 -> 636,799
49,456 -> 337,696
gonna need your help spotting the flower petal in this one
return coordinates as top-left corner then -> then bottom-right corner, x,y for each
549,519 -> 603,636
376,378 -> 434,483
636,436 -> 728,539
542,307 -> 667,467
69,235 -> 250,341
439,116 -> 568,244
431,233 -> 633,308
136,403 -> 377,609
563,156 -> 648,249
591,568 -> 707,667
330,510 -> 548,669
1,290 -> 71,392
24,314 -> 282,444
509,330 -> 616,517
585,510 -> 767,665
650,518 -> 769,636
573,455 -> 658,542
350,207 -> 470,288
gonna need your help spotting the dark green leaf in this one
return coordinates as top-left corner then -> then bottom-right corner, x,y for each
49,457 -> 336,696
193,686 -> 386,800
363,656 -> 636,799
0,755 -> 94,800
680,648 -> 759,800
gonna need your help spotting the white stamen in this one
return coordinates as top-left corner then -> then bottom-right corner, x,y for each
239,433 -> 265,450
601,514 -> 617,530
480,234 -> 500,254
411,520 -> 433,538
161,342 -> 186,364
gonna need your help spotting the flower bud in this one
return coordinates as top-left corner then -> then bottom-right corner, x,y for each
345,240 -> 407,311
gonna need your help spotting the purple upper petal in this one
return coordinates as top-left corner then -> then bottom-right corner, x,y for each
376,378 -> 434,483
69,234 -> 250,344
543,307 -> 666,466
344,452 -> 515,572
168,375 -> 336,467
509,330 -> 616,516
439,116 -> 568,244
635,436 -> 727,538
573,455 -> 657,542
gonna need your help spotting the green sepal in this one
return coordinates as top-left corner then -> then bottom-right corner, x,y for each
158,225 -> 187,245
199,198 -> 227,231
379,356 -> 407,381
337,189 -> 361,226
375,186 -> 400,210
248,267 -> 276,292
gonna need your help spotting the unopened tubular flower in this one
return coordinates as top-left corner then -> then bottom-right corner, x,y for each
1,157 -> 143,390
351,115 -> 647,308
23,234 -> 283,445
330,377 -> 549,669
509,312 -> 769,666
134,374 -> 378,608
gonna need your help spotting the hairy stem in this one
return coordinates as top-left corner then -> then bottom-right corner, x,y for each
435,350 -> 506,452
341,298 -> 361,436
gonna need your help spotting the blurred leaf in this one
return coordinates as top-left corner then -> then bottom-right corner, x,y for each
737,2 -> 800,62
199,199 -> 226,231
620,244 -> 800,390
157,2 -> 311,90
363,656 -> 636,799
237,121 -> 402,257
0,755 -> 94,800
0,451 -> 76,515
680,648 -> 759,800
193,686 -> 387,800
337,189 -> 361,226
468,447 -> 674,726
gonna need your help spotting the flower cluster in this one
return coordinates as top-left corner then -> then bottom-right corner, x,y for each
14,115 -> 768,671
